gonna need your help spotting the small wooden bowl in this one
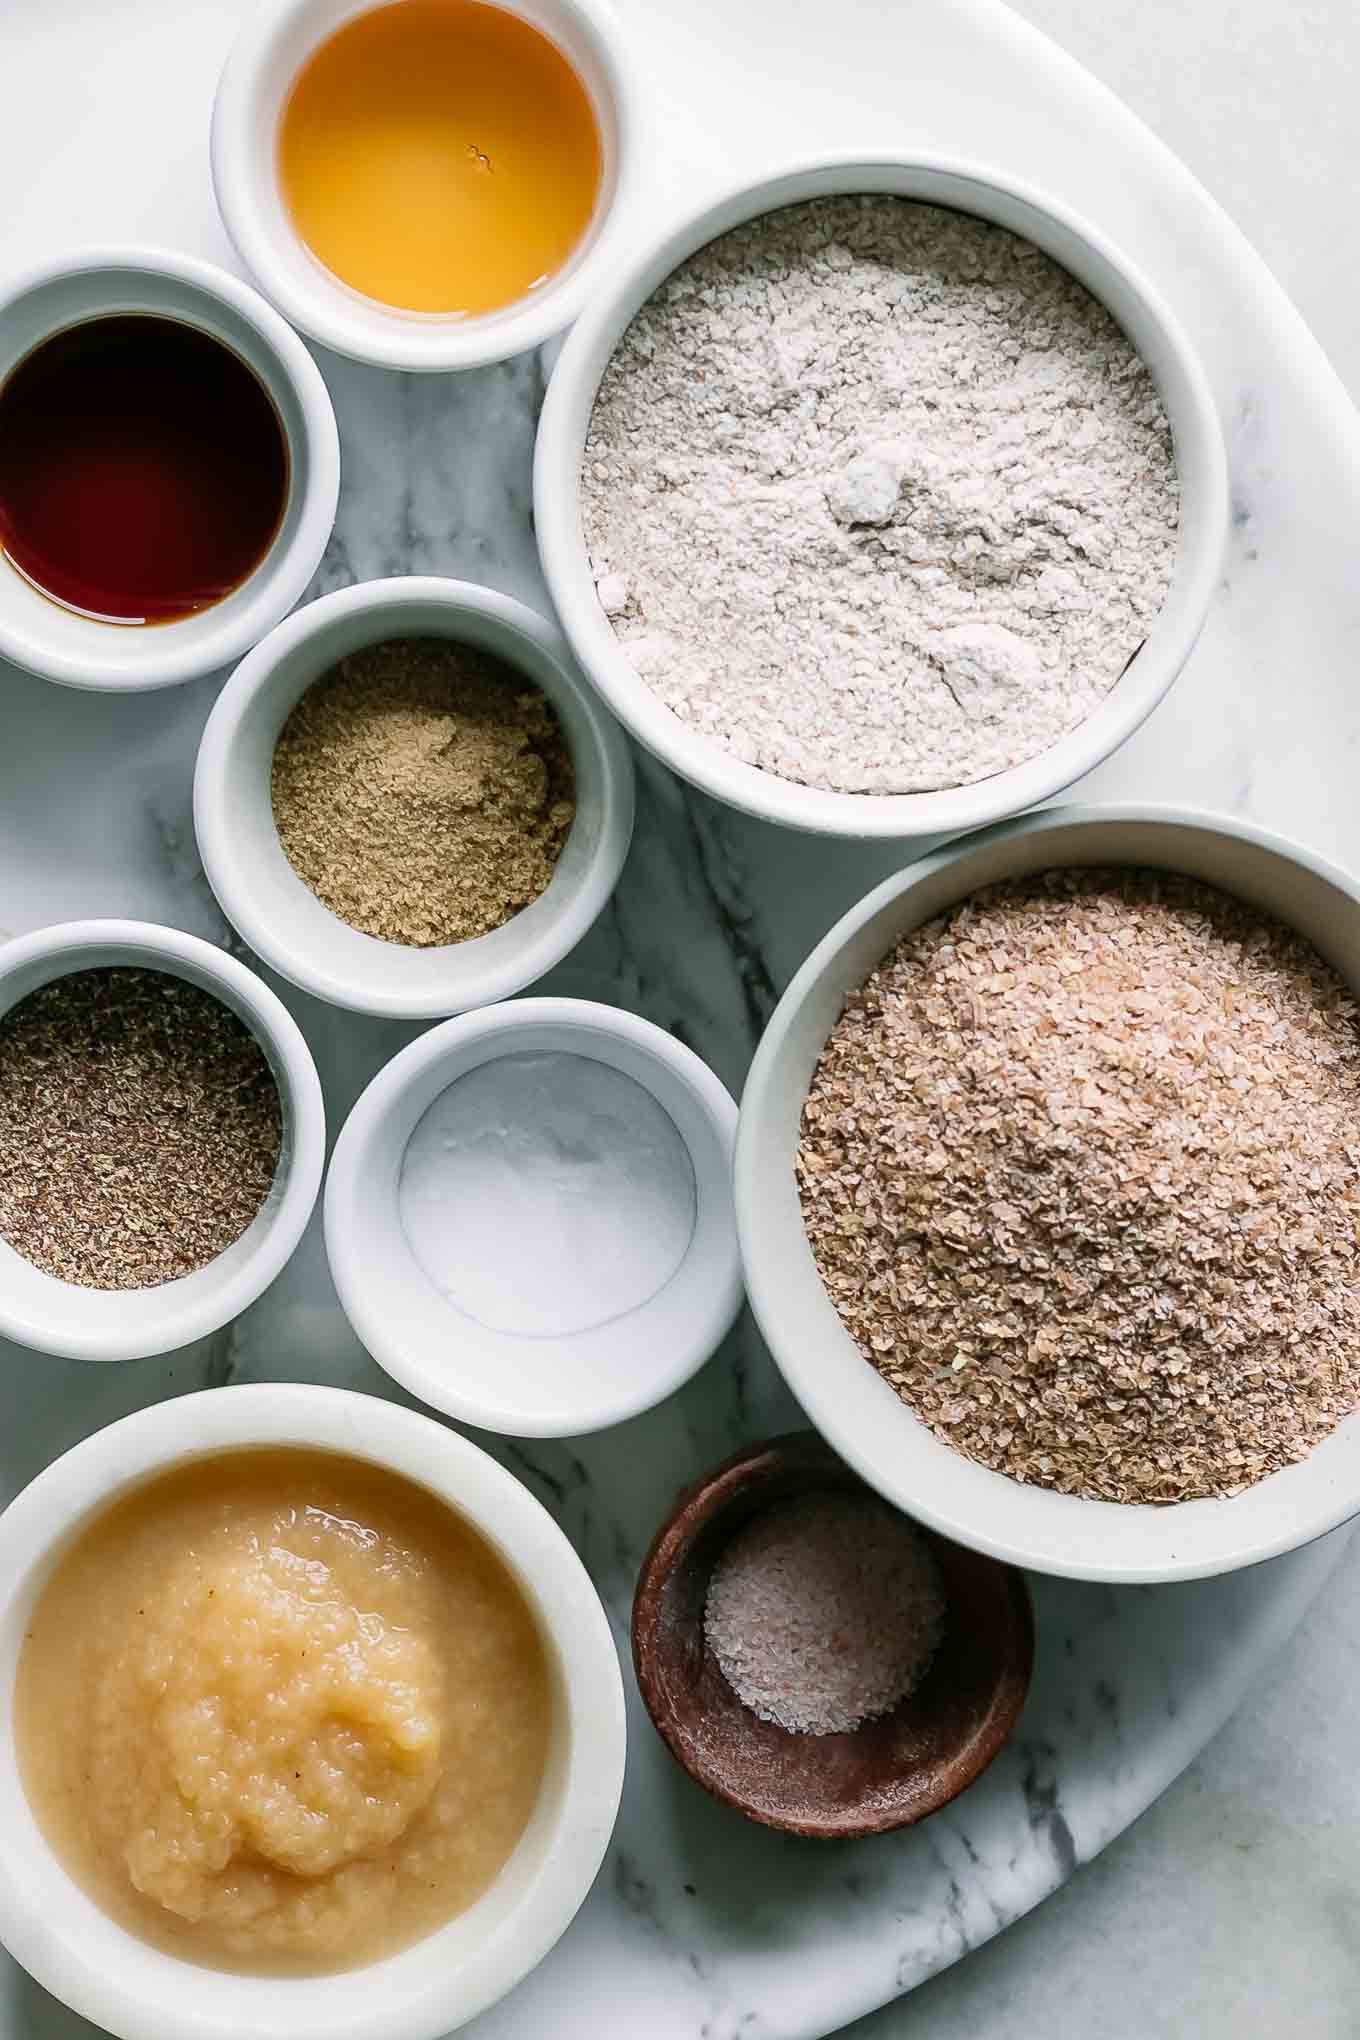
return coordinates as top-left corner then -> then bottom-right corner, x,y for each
632,1431 -> 1034,1837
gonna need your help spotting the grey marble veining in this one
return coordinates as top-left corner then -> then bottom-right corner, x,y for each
2,0 -> 1360,2036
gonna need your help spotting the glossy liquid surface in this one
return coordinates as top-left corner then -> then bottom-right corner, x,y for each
278,0 -> 603,316
16,1448 -> 552,1974
0,315 -> 288,625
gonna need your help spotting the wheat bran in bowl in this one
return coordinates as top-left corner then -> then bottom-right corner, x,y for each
797,867 -> 1360,1506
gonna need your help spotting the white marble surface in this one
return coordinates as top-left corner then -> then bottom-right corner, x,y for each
0,2 -> 1358,2038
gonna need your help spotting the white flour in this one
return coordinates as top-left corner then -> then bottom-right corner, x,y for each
581,196 -> 1180,795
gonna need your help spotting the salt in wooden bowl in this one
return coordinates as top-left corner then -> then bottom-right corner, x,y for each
632,1431 -> 1034,1837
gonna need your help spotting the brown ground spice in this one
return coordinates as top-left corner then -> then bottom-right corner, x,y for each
271,637 -> 576,948
0,967 -> 282,1290
798,869 -> 1360,1504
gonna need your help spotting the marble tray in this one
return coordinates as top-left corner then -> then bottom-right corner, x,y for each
2,0 -> 1357,2036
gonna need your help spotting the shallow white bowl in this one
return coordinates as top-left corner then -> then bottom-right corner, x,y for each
0,246 -> 339,690
194,577 -> 635,1020
736,804 -> 1360,1584
0,1381 -> 626,2040
211,0 -> 642,373
0,919 -> 324,1362
535,153 -> 1229,840
327,998 -> 742,1435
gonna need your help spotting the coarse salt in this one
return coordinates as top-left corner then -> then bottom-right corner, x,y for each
703,1490 -> 945,1736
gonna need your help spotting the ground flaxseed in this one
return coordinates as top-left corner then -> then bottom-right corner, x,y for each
797,870 -> 1360,1504
271,637 -> 576,948
0,967 -> 282,1290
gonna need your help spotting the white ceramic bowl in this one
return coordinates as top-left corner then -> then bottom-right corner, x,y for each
535,154 -> 1229,840
327,997 -> 742,1435
0,246 -> 339,690
736,804 -> 1360,1584
0,922 -> 322,1362
211,0 -> 642,373
0,919 -> 324,1362
194,577 -> 635,1020
0,1381 -> 626,2040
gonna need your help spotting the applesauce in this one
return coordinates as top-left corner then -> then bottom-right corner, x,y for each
14,1448 -> 553,1974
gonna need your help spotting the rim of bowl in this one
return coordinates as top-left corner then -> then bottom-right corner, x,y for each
325,996 -> 743,1434
0,919 -> 324,1361
210,0 -> 644,373
735,802 -> 1360,1583
0,1382 -> 627,2040
0,244 -> 340,691
193,577 -> 636,1020
534,149 -> 1230,840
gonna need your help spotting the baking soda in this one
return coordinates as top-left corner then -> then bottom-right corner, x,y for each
398,1050 -> 697,1338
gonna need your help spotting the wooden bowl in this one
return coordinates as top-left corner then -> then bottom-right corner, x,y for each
632,1431 -> 1034,1837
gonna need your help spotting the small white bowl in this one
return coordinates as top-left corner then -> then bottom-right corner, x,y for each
194,577 -> 635,1020
211,0 -> 642,373
326,998 -> 742,1435
0,919 -> 324,1362
0,246 -> 339,690
737,804 -> 1360,1584
0,1382 -> 626,2040
535,153 -> 1229,840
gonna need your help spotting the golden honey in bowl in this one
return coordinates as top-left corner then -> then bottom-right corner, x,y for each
277,0 -> 603,317
15,1449 -> 553,1974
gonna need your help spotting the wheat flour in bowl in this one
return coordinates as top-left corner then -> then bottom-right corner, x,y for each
581,195 -> 1180,795
798,869 -> 1360,1503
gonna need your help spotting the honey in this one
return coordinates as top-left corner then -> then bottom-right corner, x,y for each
277,0 -> 603,317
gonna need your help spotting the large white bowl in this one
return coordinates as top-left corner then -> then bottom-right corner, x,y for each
326,997 -> 742,1436
736,805 -> 1360,1583
194,578 -> 635,1020
0,247 -> 339,690
535,154 -> 1229,840
0,1383 -> 626,2040
0,919 -> 324,1362
211,0 -> 643,373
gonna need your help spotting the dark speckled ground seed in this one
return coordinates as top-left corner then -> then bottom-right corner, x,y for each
0,966 -> 281,1289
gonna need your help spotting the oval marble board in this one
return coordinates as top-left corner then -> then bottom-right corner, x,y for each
1,1 -> 1355,2037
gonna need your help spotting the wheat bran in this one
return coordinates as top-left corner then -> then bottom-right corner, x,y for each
798,870 -> 1360,1503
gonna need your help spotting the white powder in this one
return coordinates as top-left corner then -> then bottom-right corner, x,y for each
581,195 -> 1181,795
399,1051 -> 697,1339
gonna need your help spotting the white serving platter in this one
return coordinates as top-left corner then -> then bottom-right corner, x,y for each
1,1 -> 1357,2036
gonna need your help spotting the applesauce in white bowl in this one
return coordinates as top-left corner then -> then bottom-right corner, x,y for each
0,1385 -> 626,2040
